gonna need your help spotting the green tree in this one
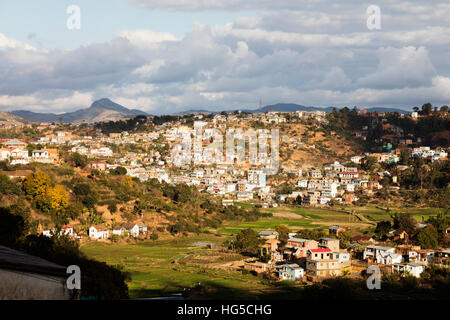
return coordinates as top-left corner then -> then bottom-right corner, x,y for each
110,166 -> 127,175
393,213 -> 417,235
427,213 -> 448,243
275,225 -> 290,247
0,174 -> 21,195
70,152 -> 88,168
417,226 -> 439,249
361,156 -> 377,172
235,228 -> 260,254
421,102 -> 433,115
375,221 -> 391,237
295,228 -> 327,241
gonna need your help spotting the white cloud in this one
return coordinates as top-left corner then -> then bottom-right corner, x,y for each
0,91 -> 93,113
357,46 -> 436,89
117,29 -> 179,47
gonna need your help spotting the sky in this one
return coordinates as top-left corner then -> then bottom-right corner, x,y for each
0,0 -> 449,114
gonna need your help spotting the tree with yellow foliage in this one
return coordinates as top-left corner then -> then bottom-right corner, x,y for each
47,185 -> 69,213
23,171 -> 52,199
124,175 -> 134,188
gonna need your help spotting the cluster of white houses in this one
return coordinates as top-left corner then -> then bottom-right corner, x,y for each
89,224 -> 148,239
0,139 -> 59,165
42,224 -> 148,240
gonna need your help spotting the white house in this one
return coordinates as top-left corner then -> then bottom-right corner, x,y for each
112,227 -> 127,236
128,224 -> 140,237
222,199 -> 234,206
42,226 -> 74,238
351,156 -> 363,164
279,264 -> 304,281
31,150 -> 53,163
0,148 -> 11,161
297,179 -> 308,188
32,150 -> 49,160
363,245 -> 403,264
391,263 -> 425,277
61,226 -> 73,237
89,226 -> 109,239
113,223 -> 147,237
335,252 -> 351,263
10,148 -> 29,159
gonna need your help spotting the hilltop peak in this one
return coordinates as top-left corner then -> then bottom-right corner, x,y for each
90,98 -> 126,111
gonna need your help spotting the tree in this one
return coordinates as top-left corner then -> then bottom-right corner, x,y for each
74,183 -> 98,209
440,105 -> 449,113
26,143 -> 35,157
399,148 -> 411,165
110,166 -> 127,175
421,103 -> 432,115
235,228 -> 260,254
0,174 -> 21,195
393,213 -> 417,235
417,226 -> 439,249
74,183 -> 91,196
70,152 -> 88,168
23,171 -> 52,199
47,185 -> 69,213
375,221 -> 391,237
275,225 -> 290,247
361,156 -> 377,172
427,212 -> 448,243
295,228 -> 327,241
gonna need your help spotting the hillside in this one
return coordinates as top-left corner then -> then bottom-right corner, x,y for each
0,111 -> 30,126
279,122 -> 363,170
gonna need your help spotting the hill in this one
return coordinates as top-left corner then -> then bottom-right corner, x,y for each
0,110 -> 30,126
11,98 -> 147,124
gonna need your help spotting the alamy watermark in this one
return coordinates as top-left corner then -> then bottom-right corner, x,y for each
67,5 -> 81,30
171,123 -> 279,175
366,5 -> 381,30
66,265 -> 81,290
366,265 -> 381,290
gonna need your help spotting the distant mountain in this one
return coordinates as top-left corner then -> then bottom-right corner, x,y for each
178,103 -> 411,115
244,103 -> 410,114
175,109 -> 214,115
11,98 -> 147,123
247,103 -> 334,113
11,110 -> 60,123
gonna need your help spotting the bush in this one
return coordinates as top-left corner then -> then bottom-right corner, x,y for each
150,232 -> 158,241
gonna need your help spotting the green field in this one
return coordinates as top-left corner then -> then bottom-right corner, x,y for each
81,235 -> 277,299
345,206 -> 444,222
218,205 -> 445,235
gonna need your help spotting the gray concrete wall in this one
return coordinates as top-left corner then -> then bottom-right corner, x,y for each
0,269 -> 71,300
